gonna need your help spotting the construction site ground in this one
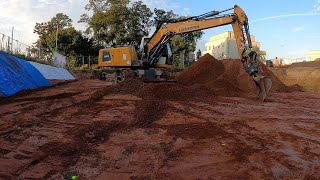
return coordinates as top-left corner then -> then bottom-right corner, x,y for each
271,61 -> 320,93
1,55 -> 320,179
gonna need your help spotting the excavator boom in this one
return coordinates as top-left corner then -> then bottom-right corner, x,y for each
98,5 -> 272,101
141,5 -> 272,101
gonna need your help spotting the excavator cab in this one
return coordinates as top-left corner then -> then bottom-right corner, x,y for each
140,37 -> 173,67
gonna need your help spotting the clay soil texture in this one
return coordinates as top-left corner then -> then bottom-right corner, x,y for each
0,54 -> 320,179
271,61 -> 320,93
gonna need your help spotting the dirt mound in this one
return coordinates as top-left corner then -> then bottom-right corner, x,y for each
176,54 -> 295,96
176,54 -> 225,85
106,79 -> 215,102
271,66 -> 319,93
103,79 -> 217,126
256,60 -> 295,92
100,54 -> 298,105
289,61 -> 320,68
176,54 -> 243,97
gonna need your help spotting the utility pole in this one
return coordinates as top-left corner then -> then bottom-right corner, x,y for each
55,24 -> 59,53
11,26 -> 14,53
38,43 -> 41,61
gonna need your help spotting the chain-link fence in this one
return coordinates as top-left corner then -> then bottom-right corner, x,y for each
0,32 -> 37,58
75,56 -> 98,68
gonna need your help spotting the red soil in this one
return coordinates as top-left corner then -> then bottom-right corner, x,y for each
0,55 -> 318,179
177,54 -> 300,97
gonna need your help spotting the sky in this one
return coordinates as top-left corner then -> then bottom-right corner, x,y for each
0,0 -> 320,59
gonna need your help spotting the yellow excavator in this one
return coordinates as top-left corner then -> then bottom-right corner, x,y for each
97,5 -> 272,101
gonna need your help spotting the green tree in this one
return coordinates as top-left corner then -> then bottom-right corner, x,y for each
34,13 -> 73,54
153,8 -> 179,29
34,13 -> 96,61
127,1 -> 153,48
153,9 -> 203,67
196,49 -> 202,60
80,0 -> 153,49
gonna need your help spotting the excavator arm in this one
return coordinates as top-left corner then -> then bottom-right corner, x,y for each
142,5 -> 272,101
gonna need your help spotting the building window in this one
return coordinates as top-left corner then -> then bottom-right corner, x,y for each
209,46 -> 211,50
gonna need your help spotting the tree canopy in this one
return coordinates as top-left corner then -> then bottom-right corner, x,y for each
153,8 -> 203,66
33,13 -> 96,59
33,1 -> 204,68
80,0 -> 153,49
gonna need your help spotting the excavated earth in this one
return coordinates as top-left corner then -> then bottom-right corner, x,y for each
271,61 -> 320,93
0,54 -> 320,179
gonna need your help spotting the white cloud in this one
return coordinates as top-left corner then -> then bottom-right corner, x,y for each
136,0 -> 180,11
252,1 -> 320,23
251,13 -> 320,23
292,25 -> 305,32
314,0 -> 320,11
0,0 -> 87,45
0,0 -> 182,46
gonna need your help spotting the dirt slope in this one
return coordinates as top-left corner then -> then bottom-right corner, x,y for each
177,54 -> 297,97
271,62 -> 320,93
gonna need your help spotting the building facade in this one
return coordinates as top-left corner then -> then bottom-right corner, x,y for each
203,31 -> 263,60
306,50 -> 320,62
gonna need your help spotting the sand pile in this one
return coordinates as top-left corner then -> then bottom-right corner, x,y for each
177,54 -> 295,96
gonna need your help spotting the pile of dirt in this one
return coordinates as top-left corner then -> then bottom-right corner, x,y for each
271,65 -> 319,93
256,60 -> 298,92
105,79 -> 215,102
289,61 -> 320,68
176,54 -> 226,85
88,54 -> 301,127
102,79 -> 217,126
176,54 -> 296,96
176,54 -> 243,97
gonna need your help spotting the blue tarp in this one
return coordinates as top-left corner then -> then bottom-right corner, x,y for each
0,52 -> 52,97
29,61 -> 75,80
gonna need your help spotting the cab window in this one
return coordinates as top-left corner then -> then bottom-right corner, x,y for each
103,52 -> 111,62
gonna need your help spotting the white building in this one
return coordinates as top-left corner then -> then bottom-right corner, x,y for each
203,31 -> 264,60
306,50 -> 320,62
282,58 -> 297,65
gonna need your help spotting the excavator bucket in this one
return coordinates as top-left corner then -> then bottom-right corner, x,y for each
253,75 -> 272,101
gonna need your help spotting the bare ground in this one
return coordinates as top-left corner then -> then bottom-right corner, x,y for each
0,79 -> 319,179
271,66 -> 320,93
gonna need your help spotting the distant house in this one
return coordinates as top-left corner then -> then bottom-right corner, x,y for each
203,31 -> 265,60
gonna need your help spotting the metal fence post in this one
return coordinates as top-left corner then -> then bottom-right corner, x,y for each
89,55 -> 91,68
82,56 -> 85,66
